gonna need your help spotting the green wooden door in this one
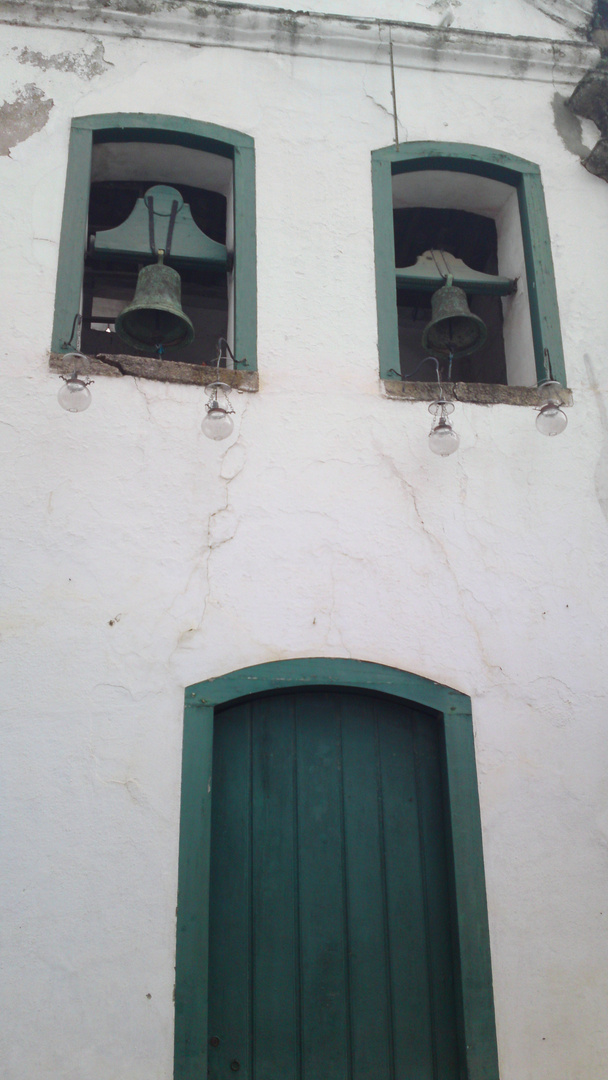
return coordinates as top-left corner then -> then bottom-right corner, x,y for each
207,689 -> 460,1080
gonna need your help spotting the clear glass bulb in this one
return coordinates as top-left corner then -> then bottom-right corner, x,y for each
58,377 -> 92,412
429,419 -> 460,456
202,403 -> 234,441
536,403 -> 567,436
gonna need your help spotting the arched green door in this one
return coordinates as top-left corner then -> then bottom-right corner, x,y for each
207,688 -> 460,1080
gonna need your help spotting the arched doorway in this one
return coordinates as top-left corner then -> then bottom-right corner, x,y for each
175,660 -> 499,1080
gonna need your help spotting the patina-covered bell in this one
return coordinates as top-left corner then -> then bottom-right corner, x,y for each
421,278 -> 487,359
115,252 -> 194,353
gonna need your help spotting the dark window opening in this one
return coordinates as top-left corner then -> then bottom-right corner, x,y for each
394,207 -> 507,385
82,180 -> 228,367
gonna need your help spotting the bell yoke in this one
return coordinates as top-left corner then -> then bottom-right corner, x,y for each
92,183 -> 229,354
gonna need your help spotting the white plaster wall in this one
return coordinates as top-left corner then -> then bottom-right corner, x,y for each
0,11 -> 607,1080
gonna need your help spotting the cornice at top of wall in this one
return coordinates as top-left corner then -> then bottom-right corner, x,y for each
0,0 -> 599,83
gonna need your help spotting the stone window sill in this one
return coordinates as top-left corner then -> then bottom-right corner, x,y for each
50,352 -> 259,392
381,380 -> 573,407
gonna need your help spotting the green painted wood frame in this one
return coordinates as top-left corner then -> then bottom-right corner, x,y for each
175,658 -> 500,1080
372,141 -> 565,386
51,113 -> 257,371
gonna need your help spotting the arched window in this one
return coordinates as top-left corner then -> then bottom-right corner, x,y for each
372,142 -> 566,398
51,114 -> 256,386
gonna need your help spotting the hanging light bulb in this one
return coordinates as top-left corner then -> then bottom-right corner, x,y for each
395,353 -> 459,456
202,399 -> 234,440
58,353 -> 93,412
202,381 -> 235,441
428,399 -> 459,456
535,380 -> 568,436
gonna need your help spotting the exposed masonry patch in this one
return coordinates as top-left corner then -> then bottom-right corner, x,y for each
568,59 -> 608,179
15,40 -> 110,79
0,84 -> 53,157
590,0 -> 608,46
429,1 -> 462,11
552,90 -> 594,157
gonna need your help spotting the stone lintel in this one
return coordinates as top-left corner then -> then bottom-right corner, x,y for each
381,379 -> 573,406
50,351 -> 259,391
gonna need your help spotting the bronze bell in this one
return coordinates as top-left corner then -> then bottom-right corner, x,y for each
421,276 -> 487,359
115,251 -> 194,353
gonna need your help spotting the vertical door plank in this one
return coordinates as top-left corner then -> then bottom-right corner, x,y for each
340,694 -> 393,1080
296,692 -> 350,1080
413,714 -> 460,1080
208,703 -> 252,1080
378,701 -> 436,1079
251,695 -> 299,1080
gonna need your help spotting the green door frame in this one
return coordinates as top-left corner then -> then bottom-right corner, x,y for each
51,113 -> 257,371
175,658 -> 499,1080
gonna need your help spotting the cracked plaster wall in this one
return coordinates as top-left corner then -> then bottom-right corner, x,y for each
0,13 -> 607,1080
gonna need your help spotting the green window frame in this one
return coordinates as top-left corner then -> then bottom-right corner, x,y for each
372,141 -> 565,387
51,113 -> 256,372
175,658 -> 500,1080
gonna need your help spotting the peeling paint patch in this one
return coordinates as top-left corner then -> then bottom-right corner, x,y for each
552,91 -> 593,157
429,0 -> 462,9
15,40 -> 110,80
0,84 -> 53,157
